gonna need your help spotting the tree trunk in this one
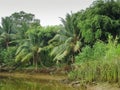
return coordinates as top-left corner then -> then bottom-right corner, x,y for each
6,36 -> 9,49
35,53 -> 38,71
33,55 -> 35,66
71,54 -> 75,64
39,56 -> 45,68
33,53 -> 38,71
6,41 -> 9,49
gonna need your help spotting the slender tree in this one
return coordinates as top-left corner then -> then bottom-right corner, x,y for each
50,13 -> 82,64
0,17 -> 15,49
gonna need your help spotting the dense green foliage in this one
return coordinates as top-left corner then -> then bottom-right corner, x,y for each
67,0 -> 120,84
0,0 -> 120,84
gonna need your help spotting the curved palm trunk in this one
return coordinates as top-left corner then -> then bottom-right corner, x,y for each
35,55 -> 38,71
33,53 -> 38,71
71,54 -> 75,64
39,57 -> 46,68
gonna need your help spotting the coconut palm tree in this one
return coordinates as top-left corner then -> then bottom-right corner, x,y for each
15,26 -> 44,70
50,13 -> 82,64
0,17 -> 15,48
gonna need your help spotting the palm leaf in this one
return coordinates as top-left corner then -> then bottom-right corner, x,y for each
21,52 -> 33,62
15,51 -> 27,62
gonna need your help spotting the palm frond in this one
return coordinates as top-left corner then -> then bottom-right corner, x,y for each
21,52 -> 33,62
15,42 -> 30,55
50,43 -> 66,56
65,37 -> 72,44
15,50 -> 27,62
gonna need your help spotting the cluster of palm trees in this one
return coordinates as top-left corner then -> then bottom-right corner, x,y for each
0,11 -> 82,70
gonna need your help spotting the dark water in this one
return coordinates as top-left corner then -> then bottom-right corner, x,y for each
0,76 -> 80,90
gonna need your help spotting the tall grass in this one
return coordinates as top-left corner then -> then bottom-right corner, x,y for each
68,36 -> 120,85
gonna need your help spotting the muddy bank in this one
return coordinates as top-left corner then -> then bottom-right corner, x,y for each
0,72 -> 66,81
0,72 -> 120,90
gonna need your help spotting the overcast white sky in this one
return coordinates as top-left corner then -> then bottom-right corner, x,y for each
0,0 -> 95,26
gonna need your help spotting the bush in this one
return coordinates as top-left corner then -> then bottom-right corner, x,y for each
75,41 -> 107,64
0,47 -> 16,66
69,36 -> 120,84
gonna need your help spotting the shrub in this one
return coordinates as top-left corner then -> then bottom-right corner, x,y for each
0,47 -> 16,66
69,36 -> 120,85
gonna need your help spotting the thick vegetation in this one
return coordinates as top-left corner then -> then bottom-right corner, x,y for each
0,0 -> 120,84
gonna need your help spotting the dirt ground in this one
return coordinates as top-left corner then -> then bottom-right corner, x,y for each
87,83 -> 120,90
